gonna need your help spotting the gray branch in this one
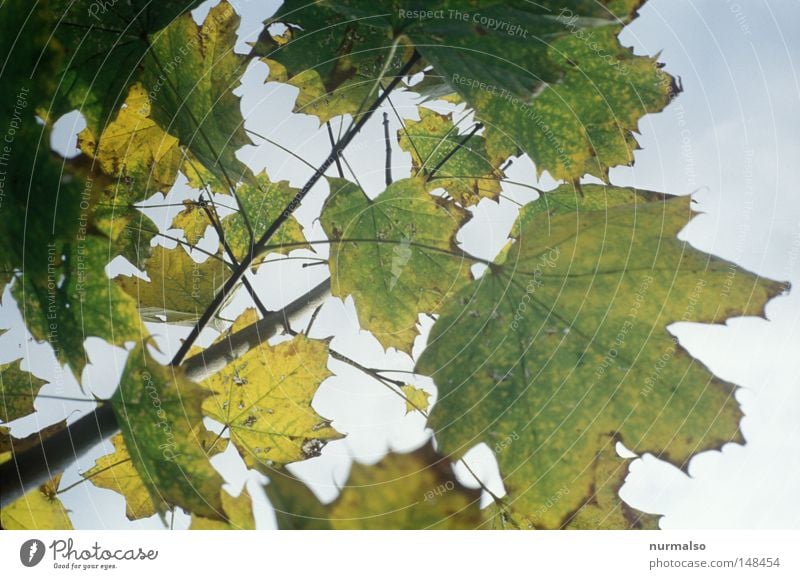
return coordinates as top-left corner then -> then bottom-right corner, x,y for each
183,278 -> 331,381
0,278 -> 332,507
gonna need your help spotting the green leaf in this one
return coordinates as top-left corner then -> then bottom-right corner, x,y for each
266,470 -> 333,530
478,23 -> 674,180
219,172 -> 309,263
111,343 -> 225,519
321,177 -> 472,353
189,488 -> 255,530
201,334 -> 342,469
0,359 -> 48,423
256,2 -> 412,123
416,184 -> 786,528
51,0 -> 202,133
0,0 -> 83,295
117,246 -> 229,325
82,433 -> 160,521
1,475 -> 73,530
90,184 -> 159,270
266,442 -> 482,529
272,0 -> 674,180
13,238 -> 142,379
143,1 -> 252,188
399,108 -> 504,206
561,435 -> 660,530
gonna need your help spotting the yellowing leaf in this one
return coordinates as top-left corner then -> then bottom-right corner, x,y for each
77,83 -> 183,194
2,475 -> 73,530
400,384 -> 430,415
202,334 -> 342,469
321,177 -> 472,353
111,344 -> 225,519
478,23 -> 674,179
117,246 -> 229,325
82,433 -> 159,521
170,201 -> 212,246
0,359 -> 47,423
190,488 -> 255,530
266,443 -> 482,529
220,172 -> 309,264
417,184 -> 786,528
562,436 -> 660,530
399,108 -> 504,206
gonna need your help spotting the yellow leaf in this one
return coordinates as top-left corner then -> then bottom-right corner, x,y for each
190,488 -> 255,530
202,334 -> 342,469
212,308 -> 260,346
170,201 -> 212,246
400,384 -> 430,415
77,82 -> 183,193
117,246 -> 229,324
82,433 -> 159,521
2,475 -> 73,530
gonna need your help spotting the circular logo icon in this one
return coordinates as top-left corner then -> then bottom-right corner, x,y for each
19,539 -> 46,567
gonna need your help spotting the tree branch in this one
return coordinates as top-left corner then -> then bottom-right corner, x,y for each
2,52 -> 423,508
182,278 -> 331,382
0,279 -> 332,507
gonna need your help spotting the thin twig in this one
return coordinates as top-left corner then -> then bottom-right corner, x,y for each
170,52 -> 422,367
426,123 -> 484,182
381,81 -> 424,167
198,194 -> 271,319
304,304 -> 324,335
259,237 -> 493,268
416,110 -> 473,177
245,128 -> 318,172
326,122 -> 345,178
383,112 -> 392,186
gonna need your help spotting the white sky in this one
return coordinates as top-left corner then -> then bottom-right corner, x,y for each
1,0 -> 798,529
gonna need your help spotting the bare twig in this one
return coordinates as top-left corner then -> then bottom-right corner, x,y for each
170,52 -> 422,368
426,123 -> 483,182
383,112 -> 392,186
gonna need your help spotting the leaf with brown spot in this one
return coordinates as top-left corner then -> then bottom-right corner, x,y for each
202,334 -> 342,470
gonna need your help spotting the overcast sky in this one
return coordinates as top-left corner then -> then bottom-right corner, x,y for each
1,0 -> 798,530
